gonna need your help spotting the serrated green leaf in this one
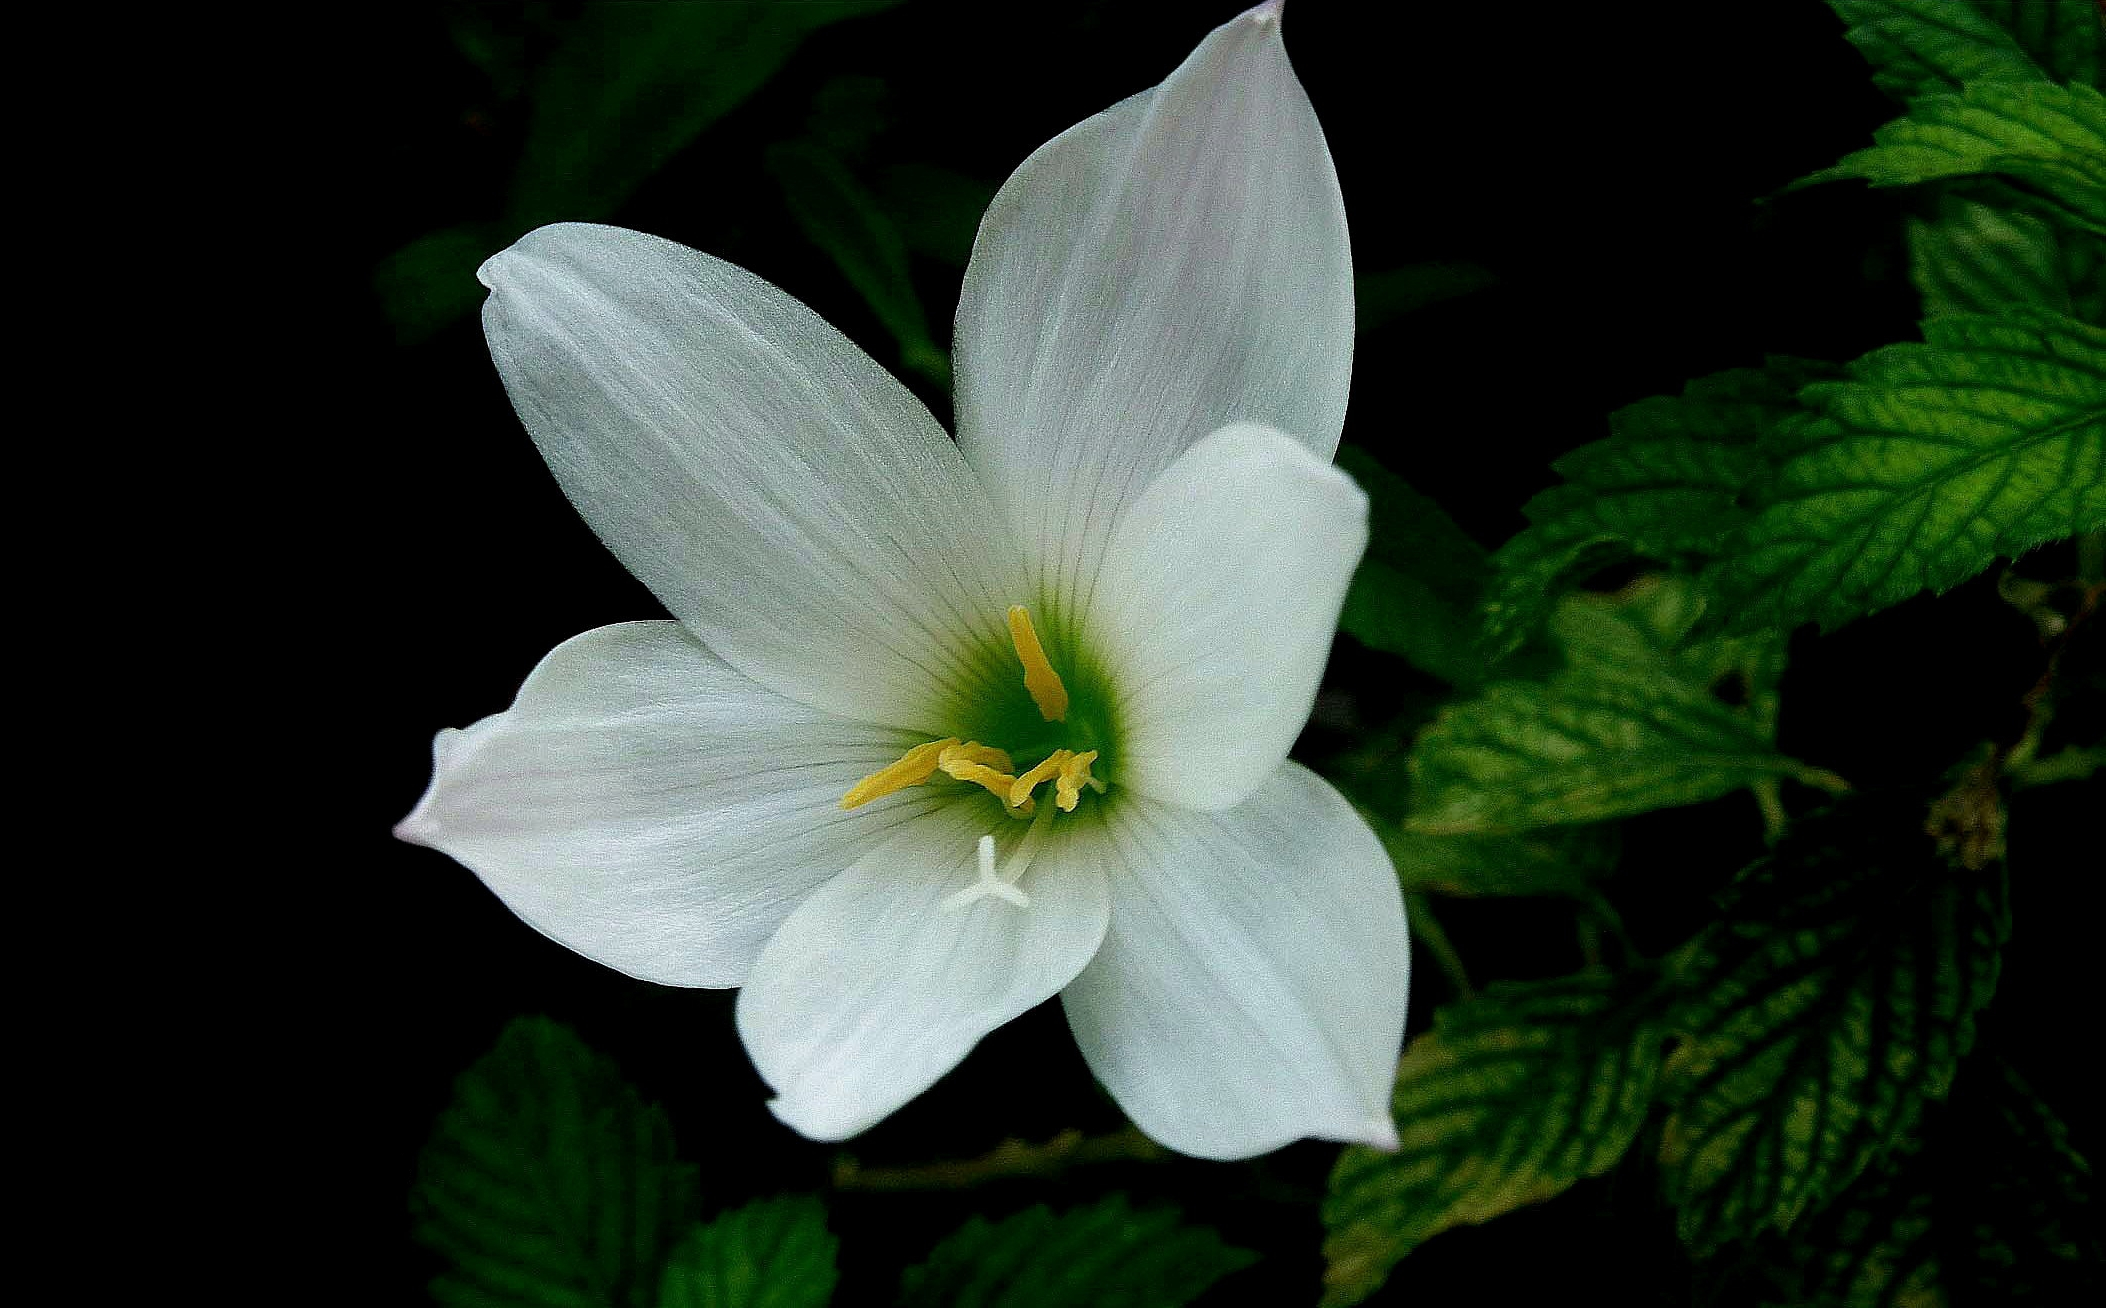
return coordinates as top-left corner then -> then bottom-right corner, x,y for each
897,1195 -> 1254,1308
1482,360 -> 1831,659
1713,309 -> 2106,634
1969,0 -> 2103,87
1409,579 -> 1822,834
1658,797 -> 2010,1256
1826,0 -> 2047,104
1907,193 -> 2083,316
658,1197 -> 837,1308
1335,446 -> 1491,684
765,141 -> 949,390
1757,1054 -> 2098,1305
1381,823 -> 1619,898
1946,1057 -> 2101,1300
1758,1143 -> 1944,1308
1355,262 -> 1498,333
413,1017 -> 700,1308
1321,971 -> 1664,1307
1810,81 -> 2106,234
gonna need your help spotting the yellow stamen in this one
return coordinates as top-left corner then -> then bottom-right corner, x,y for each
1007,605 -> 1069,722
1008,749 -> 1073,808
841,737 -> 959,809
938,741 -> 1031,811
1054,750 -> 1100,812
938,741 -> 1016,774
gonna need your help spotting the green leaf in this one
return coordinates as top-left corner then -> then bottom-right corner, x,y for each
380,2 -> 898,339
658,1197 -> 838,1308
1355,262 -> 1498,333
765,141 -> 949,389
413,1017 -> 700,1308
1408,579 -> 1825,834
1321,971 -> 1664,1307
1969,0 -> 2103,87
1758,1055 -> 2099,1305
1482,360 -> 1830,659
876,163 -> 996,267
1907,192 -> 2090,316
508,1 -> 900,231
897,1195 -> 1255,1308
1712,308 -> 2106,634
1809,81 -> 2106,235
1335,446 -> 1492,684
1758,1143 -> 1943,1308
1382,824 -> 1619,898
1949,1058 -> 2101,1299
1657,796 -> 2010,1255
1825,0 -> 2047,104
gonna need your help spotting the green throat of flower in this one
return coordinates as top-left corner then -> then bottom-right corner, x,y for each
840,604 -> 1116,824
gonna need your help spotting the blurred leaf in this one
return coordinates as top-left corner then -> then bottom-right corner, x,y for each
1382,824 -> 1618,898
1947,1057 -> 2101,1299
804,75 -> 890,159
374,222 -> 504,345
1808,81 -> 2106,235
1907,193 -> 2081,315
1321,970 -> 1665,1306
658,1197 -> 838,1308
1824,0 -> 2046,104
877,163 -> 997,266
1657,797 -> 2009,1255
1968,0 -> 2103,87
897,1195 -> 1254,1308
414,1017 -> 700,1308
1335,445 -> 1491,684
1355,262 -> 1498,332
1483,360 -> 1829,659
767,141 -> 949,390
381,1 -> 898,339
1408,579 -> 1824,834
509,1 -> 900,230
1710,308 -> 2106,634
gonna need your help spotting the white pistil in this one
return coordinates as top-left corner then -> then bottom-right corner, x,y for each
942,802 -> 1056,911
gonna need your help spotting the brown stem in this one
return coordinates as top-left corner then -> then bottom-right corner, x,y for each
830,1125 -> 1165,1192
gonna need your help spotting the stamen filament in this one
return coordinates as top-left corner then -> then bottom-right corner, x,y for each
939,741 -> 1031,812
1007,605 -> 1069,722
1008,749 -> 1073,808
841,737 -> 960,809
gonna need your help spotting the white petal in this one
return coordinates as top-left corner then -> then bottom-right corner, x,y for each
1061,763 -> 1408,1160
395,622 -> 937,988
1089,424 -> 1366,811
736,801 -> 1110,1140
954,1 -> 1353,613
480,223 -> 1025,733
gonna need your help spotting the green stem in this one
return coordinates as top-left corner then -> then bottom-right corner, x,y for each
2007,745 -> 2104,790
1405,891 -> 1475,1001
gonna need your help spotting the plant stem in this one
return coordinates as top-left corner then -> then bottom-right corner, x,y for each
1405,891 -> 1475,1000
830,1125 -> 1164,1191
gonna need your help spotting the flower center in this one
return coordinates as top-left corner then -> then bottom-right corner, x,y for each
840,604 -> 1108,818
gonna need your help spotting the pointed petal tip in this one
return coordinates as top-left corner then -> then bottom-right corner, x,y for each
1248,0 -> 1285,25
1357,1112 -> 1401,1153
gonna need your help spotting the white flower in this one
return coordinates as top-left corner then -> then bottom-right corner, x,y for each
396,1 -> 1407,1159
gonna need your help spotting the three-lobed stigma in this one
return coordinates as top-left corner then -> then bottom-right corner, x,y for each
840,606 -> 1104,816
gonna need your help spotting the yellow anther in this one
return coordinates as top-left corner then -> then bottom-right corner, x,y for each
938,741 -> 1030,810
938,741 -> 1016,774
841,737 -> 960,810
1055,750 -> 1100,812
1007,605 -> 1069,722
1009,749 -> 1073,809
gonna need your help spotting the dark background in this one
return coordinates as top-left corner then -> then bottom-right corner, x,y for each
284,2 -> 2098,1301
